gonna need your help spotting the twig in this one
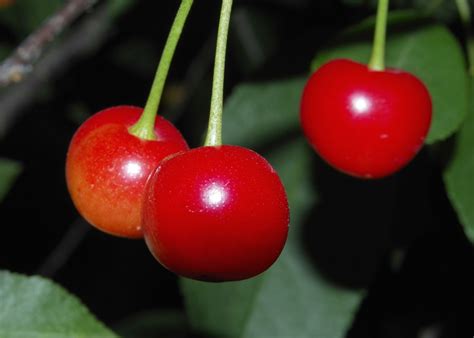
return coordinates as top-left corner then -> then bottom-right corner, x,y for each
0,0 -> 99,86
0,2 -> 111,138
36,218 -> 90,277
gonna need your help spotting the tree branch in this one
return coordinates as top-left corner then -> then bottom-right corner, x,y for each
0,2 -> 111,137
0,0 -> 99,86
36,218 -> 90,277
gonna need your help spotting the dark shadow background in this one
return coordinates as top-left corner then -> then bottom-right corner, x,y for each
0,0 -> 473,337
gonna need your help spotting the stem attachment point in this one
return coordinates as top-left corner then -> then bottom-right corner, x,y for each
129,0 -> 193,140
368,0 -> 389,71
204,0 -> 233,147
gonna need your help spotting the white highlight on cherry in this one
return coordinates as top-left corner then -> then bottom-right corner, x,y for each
350,94 -> 371,115
123,161 -> 143,179
203,183 -> 227,208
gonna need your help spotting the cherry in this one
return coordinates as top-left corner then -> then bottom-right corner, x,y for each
142,145 -> 289,281
140,0 -> 288,281
66,105 -> 188,238
66,0 -> 193,238
300,59 -> 432,179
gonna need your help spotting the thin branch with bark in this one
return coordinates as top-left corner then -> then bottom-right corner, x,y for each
0,1 -> 111,137
0,0 -> 99,86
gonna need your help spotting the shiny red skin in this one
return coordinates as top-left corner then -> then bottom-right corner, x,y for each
142,145 -> 289,282
300,59 -> 432,179
66,106 -> 188,238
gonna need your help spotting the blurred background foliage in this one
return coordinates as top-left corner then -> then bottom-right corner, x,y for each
0,0 -> 474,337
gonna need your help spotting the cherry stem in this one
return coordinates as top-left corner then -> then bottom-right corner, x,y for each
129,0 -> 193,140
204,0 -> 233,147
368,0 -> 389,71
455,0 -> 474,77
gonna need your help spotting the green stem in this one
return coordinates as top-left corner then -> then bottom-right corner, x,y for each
455,0 -> 474,77
368,0 -> 389,71
204,0 -> 233,147
129,0 -> 193,140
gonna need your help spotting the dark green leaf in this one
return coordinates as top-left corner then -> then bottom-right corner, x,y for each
222,78 -> 306,147
114,310 -> 188,338
0,271 -> 117,338
0,0 -> 133,39
340,0 -> 456,22
0,158 -> 21,203
181,139 -> 363,338
414,0 -> 458,22
311,11 -> 468,144
0,0 -> 63,37
107,0 -> 137,19
444,83 -> 474,244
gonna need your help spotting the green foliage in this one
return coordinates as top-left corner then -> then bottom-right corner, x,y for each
311,11 -> 468,144
107,0 -> 137,19
114,310 -> 188,338
444,82 -> 474,244
182,79 -> 363,338
0,271 -> 116,338
222,78 -> 306,147
0,158 -> 21,203
0,0 -> 63,37
341,0 -> 457,21
0,0 -> 472,336
0,0 -> 136,39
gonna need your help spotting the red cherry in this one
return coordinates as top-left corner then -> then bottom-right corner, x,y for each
142,145 -> 289,281
66,105 -> 188,238
300,59 -> 432,179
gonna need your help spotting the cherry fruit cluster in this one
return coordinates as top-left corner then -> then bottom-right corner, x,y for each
66,0 -> 289,282
66,107 -> 289,282
66,0 -> 432,283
